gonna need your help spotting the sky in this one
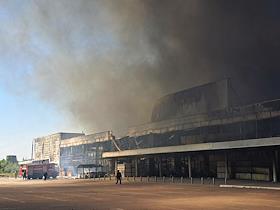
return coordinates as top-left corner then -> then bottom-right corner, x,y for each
0,0 -> 136,160
0,1 -> 80,160
0,86 -> 74,160
0,0 -> 161,161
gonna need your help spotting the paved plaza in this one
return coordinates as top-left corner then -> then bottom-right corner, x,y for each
0,178 -> 280,210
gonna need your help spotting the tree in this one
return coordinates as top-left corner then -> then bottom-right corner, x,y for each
0,159 -> 18,174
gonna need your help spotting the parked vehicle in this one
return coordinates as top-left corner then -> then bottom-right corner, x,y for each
84,171 -> 107,179
19,159 -> 58,179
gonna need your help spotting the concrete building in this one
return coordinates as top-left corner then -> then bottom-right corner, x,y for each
59,131 -> 113,177
103,79 -> 280,182
32,132 -> 84,166
6,155 -> 17,164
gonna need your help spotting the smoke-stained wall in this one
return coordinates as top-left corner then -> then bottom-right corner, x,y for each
60,132 -> 113,176
32,133 -> 84,165
151,80 -> 230,122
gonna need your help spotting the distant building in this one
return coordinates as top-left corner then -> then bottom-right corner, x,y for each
32,133 -> 84,166
6,155 -> 17,164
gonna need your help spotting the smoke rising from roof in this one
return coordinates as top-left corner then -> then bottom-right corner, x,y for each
2,0 -> 280,135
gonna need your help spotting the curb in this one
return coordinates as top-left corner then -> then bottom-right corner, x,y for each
220,184 -> 280,191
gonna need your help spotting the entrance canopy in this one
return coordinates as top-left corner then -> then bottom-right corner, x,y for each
102,137 -> 280,158
77,164 -> 103,168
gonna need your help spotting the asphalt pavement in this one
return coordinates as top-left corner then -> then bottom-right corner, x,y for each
0,178 -> 280,210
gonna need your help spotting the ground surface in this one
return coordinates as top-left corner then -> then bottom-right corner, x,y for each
1,178 -> 280,210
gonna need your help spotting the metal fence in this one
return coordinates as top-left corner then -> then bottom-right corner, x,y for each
83,175 -> 231,186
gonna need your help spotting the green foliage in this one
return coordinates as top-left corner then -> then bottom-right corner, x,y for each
0,159 -> 18,173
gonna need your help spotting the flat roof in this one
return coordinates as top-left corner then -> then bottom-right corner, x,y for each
60,131 -> 112,148
102,137 -> 280,158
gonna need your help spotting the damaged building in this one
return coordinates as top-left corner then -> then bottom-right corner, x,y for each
60,131 -> 113,177
32,79 -> 280,182
103,79 -> 280,182
32,131 -> 114,177
32,132 -> 85,166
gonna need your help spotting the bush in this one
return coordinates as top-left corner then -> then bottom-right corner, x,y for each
0,159 -> 18,174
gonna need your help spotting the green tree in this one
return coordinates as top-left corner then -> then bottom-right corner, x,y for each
0,159 -> 19,174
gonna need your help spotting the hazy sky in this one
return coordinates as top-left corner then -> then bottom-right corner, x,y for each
0,1 -> 82,160
0,0 -> 161,161
0,85 -> 75,160
0,0 -> 148,159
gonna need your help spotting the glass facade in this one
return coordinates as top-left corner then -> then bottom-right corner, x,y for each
60,140 -> 112,176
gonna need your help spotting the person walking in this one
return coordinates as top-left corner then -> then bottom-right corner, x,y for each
116,170 -> 122,184
44,171 -> 48,180
23,170 -> 27,180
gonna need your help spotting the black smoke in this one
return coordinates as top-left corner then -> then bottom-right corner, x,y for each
142,0 -> 280,104
3,0 -> 280,135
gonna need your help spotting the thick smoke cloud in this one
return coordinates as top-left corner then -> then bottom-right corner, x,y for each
25,0 -> 164,134
143,0 -> 280,103
2,0 -> 280,135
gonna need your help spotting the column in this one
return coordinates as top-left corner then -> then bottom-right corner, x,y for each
115,159 -> 118,176
188,155 -> 192,178
159,157 -> 162,177
135,157 -> 138,177
273,150 -> 278,183
225,153 -> 228,180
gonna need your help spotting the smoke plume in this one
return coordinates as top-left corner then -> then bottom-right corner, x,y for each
2,0 -> 280,135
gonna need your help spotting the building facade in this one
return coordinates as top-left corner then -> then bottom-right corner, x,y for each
59,131 -> 113,176
6,155 -> 17,164
32,133 -> 84,166
103,80 -> 280,182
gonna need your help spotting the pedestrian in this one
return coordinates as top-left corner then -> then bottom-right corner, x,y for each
44,171 -> 48,180
116,170 -> 122,184
23,170 -> 27,180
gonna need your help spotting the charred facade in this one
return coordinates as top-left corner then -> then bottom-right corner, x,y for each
32,133 -> 85,166
32,79 -> 280,181
32,131 -> 113,177
103,79 -> 280,182
59,131 -> 113,177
